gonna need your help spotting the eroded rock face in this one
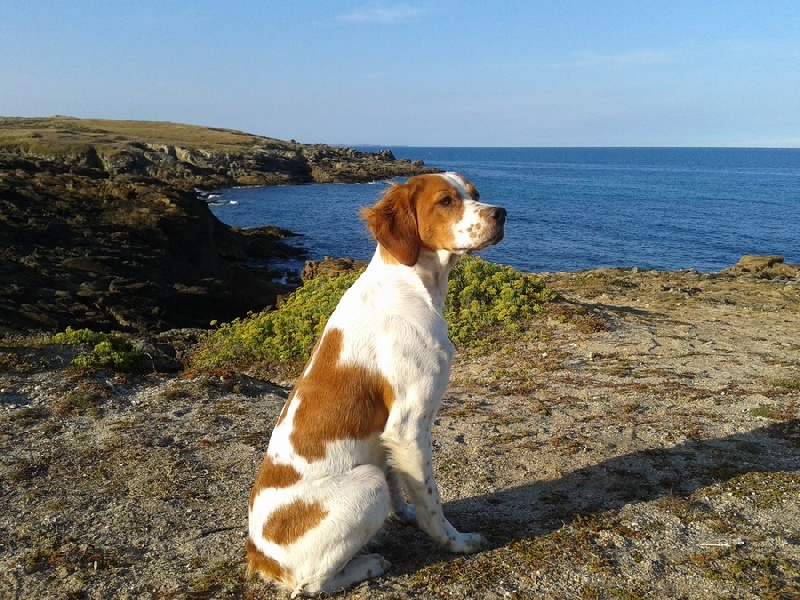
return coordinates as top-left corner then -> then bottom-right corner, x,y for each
0,156 -> 307,334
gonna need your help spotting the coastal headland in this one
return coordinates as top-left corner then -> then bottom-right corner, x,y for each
1,117 -> 798,597
0,116 -> 438,334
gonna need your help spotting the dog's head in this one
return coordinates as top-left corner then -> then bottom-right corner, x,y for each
361,172 -> 506,266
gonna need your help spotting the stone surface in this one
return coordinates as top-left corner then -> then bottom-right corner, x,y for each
722,254 -> 799,278
0,157 -> 298,333
300,256 -> 368,282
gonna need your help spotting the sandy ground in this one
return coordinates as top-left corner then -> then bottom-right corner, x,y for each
1,267 -> 798,599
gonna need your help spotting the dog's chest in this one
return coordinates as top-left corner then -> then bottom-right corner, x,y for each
331,268 -> 451,347
267,267 -> 454,467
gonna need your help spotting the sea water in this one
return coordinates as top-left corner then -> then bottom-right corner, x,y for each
209,147 -> 799,273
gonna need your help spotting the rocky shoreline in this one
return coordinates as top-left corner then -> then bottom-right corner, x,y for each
0,117 -> 438,334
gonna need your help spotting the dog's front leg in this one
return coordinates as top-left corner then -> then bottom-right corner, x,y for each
382,426 -> 486,554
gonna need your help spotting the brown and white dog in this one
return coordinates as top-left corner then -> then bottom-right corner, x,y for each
247,172 -> 506,596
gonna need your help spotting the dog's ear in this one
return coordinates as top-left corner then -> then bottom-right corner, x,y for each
361,182 -> 421,266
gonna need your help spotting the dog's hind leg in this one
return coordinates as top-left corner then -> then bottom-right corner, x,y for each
289,464 -> 391,597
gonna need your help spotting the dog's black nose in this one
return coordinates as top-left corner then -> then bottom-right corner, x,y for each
492,207 -> 507,224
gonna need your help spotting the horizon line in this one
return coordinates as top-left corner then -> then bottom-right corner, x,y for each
345,144 -> 800,150
3,115 -> 797,150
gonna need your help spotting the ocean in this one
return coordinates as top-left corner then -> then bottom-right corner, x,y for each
209,147 -> 800,273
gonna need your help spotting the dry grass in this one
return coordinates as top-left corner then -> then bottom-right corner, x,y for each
0,116 -> 285,154
0,117 -> 295,168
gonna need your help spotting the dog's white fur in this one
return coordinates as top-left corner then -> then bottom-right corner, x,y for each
247,172 -> 506,596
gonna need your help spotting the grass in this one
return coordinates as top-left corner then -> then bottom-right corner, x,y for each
53,389 -> 104,418
553,269 -> 644,298
5,405 -> 48,426
187,558 -> 250,598
21,537 -> 128,577
0,116 -> 288,155
750,400 -> 798,421
772,377 -> 800,391
548,303 -> 610,333
720,471 -> 800,509
404,473 -> 800,598
683,547 -> 798,598
48,327 -> 148,372
407,512 -> 648,598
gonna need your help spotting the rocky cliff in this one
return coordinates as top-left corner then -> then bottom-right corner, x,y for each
0,117 -> 437,334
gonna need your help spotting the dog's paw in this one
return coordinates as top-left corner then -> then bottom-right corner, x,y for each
292,554 -> 392,597
393,503 -> 417,526
363,553 -> 392,576
446,532 -> 488,554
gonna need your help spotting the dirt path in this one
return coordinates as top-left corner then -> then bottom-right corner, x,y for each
1,268 -> 798,599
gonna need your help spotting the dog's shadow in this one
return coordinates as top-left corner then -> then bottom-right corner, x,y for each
376,419 -> 800,574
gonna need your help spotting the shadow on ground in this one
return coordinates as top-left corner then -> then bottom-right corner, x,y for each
378,419 -> 800,574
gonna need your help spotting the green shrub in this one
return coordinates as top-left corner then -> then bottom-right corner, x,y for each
50,327 -> 148,372
192,256 -> 554,372
192,270 -> 362,370
445,256 -> 556,347
50,327 -> 108,346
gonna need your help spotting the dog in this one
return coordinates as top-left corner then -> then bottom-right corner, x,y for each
246,172 -> 506,596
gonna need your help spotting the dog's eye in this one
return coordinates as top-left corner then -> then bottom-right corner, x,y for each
438,196 -> 453,207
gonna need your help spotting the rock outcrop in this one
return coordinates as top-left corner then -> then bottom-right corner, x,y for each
300,256 -> 368,282
0,117 -> 438,334
721,255 -> 799,279
0,116 -> 438,190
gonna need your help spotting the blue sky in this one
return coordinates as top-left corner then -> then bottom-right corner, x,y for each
2,1 -> 799,146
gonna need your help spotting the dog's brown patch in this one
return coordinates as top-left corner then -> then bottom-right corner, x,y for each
284,328 -> 394,462
414,177 -> 466,252
262,499 -> 329,546
361,181 -> 422,266
249,455 -> 302,511
361,174 -> 476,265
378,243 -> 402,265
